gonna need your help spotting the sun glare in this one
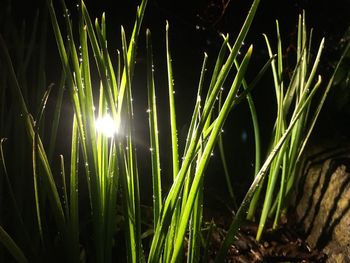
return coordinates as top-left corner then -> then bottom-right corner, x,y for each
95,114 -> 117,138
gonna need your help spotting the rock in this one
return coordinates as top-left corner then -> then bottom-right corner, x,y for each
295,143 -> 350,262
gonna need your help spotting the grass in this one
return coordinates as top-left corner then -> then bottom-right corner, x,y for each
0,0 -> 349,262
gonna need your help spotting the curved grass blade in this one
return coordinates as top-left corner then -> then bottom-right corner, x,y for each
0,225 -> 28,263
215,70 -> 323,262
0,36 -> 66,232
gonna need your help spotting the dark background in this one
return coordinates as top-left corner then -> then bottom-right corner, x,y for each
2,0 -> 350,202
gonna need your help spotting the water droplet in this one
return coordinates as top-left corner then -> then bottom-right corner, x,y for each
241,130 -> 247,142
146,108 -> 151,113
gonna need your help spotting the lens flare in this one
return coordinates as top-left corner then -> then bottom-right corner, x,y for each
95,114 -> 117,137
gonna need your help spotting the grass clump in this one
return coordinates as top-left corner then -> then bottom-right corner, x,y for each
0,0 -> 349,262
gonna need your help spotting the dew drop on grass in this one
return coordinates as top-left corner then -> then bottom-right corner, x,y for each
173,90 -> 175,94
146,108 -> 151,113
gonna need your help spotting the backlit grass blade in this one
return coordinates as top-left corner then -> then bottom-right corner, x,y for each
48,70 -> 66,163
187,152 -> 204,263
148,0 -> 261,254
181,52 -> 208,215
67,115 -> 80,263
32,87 -> 52,246
60,155 -> 69,220
0,34 -> 66,233
164,21 -> 181,262
121,24 -> 143,263
117,0 -> 148,120
146,29 -> 162,226
297,41 -> 350,164
215,76 -> 322,261
166,20 -> 179,182
170,45 -> 253,263
204,34 -> 229,104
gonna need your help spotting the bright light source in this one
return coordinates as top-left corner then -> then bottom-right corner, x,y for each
95,114 -> 117,138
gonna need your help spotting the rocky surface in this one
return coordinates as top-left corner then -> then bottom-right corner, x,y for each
295,142 -> 350,262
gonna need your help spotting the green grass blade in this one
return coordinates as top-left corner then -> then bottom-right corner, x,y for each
146,29 -> 162,226
60,155 -> 69,220
166,21 -> 179,181
0,225 -> 28,263
171,45 -> 253,263
68,115 -> 80,263
148,0 -> 261,252
215,76 -> 321,260
48,70 -> 66,163
0,35 -> 66,231
117,0 -> 148,117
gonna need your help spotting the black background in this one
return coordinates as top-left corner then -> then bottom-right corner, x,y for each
2,0 -> 350,201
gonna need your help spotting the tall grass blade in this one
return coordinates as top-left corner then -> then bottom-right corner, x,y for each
171,45 -> 253,263
0,34 -> 66,233
215,77 -> 322,260
146,29 -> 162,226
